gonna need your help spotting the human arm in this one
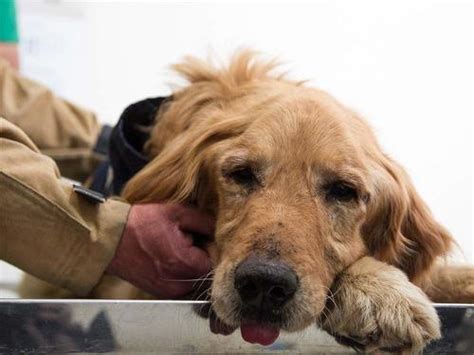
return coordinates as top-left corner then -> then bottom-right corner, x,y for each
0,117 -> 128,295
1,118 -> 213,297
0,58 -> 103,180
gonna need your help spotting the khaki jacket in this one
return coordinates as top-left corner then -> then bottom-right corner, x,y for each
0,58 -> 106,181
0,59 -> 130,296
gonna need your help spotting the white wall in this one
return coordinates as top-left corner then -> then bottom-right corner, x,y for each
1,1 -> 472,295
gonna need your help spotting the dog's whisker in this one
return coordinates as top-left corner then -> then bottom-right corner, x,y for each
157,278 -> 214,282
317,285 -> 339,335
158,270 -> 216,283
319,307 -> 336,336
189,271 -> 215,300
208,300 -> 215,318
192,270 -> 216,290
193,286 -> 212,301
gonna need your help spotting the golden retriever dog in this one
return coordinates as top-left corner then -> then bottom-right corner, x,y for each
20,51 -> 474,353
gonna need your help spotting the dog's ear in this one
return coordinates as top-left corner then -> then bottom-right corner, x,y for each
122,117 -> 246,205
362,155 -> 453,282
123,50 -> 284,205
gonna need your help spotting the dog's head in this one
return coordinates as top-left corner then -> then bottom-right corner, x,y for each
123,52 -> 452,337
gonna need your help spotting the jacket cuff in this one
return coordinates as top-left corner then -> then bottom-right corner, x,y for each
64,196 -> 131,296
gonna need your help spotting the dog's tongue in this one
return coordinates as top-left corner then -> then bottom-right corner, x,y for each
240,321 -> 280,346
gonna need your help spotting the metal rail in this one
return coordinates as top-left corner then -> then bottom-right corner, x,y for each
0,300 -> 473,353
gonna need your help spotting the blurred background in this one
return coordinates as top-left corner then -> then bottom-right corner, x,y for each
1,0 -> 472,296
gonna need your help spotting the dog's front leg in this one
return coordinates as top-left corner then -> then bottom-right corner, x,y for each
318,256 -> 441,354
425,264 -> 474,303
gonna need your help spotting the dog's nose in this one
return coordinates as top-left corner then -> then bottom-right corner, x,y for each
234,257 -> 298,309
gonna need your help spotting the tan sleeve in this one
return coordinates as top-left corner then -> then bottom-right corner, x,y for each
0,58 -> 105,180
0,118 -> 130,296
0,58 -> 100,150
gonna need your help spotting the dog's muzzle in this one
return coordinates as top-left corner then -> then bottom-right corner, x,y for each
234,256 -> 299,321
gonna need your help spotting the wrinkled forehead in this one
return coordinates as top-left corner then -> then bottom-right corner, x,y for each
237,95 -> 365,173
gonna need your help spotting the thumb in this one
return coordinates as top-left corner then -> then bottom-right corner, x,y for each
175,205 -> 215,238
183,245 -> 213,277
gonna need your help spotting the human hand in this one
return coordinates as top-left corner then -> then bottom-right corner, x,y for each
106,203 -> 214,298
0,43 -> 19,70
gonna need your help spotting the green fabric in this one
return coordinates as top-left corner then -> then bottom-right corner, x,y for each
0,0 -> 18,43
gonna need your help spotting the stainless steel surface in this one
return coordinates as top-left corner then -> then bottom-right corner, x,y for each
0,300 -> 473,354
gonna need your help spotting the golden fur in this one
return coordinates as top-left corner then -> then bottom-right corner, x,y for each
321,257 -> 441,353
125,51 -> 452,282
20,51 -> 474,352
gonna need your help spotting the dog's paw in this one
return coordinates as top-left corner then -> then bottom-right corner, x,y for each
319,257 -> 441,353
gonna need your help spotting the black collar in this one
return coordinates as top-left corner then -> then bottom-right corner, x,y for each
91,96 -> 172,195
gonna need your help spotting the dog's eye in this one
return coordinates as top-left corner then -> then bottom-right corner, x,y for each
226,167 -> 257,187
326,181 -> 358,202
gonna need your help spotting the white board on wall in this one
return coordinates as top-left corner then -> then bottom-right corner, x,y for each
18,1 -> 95,111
